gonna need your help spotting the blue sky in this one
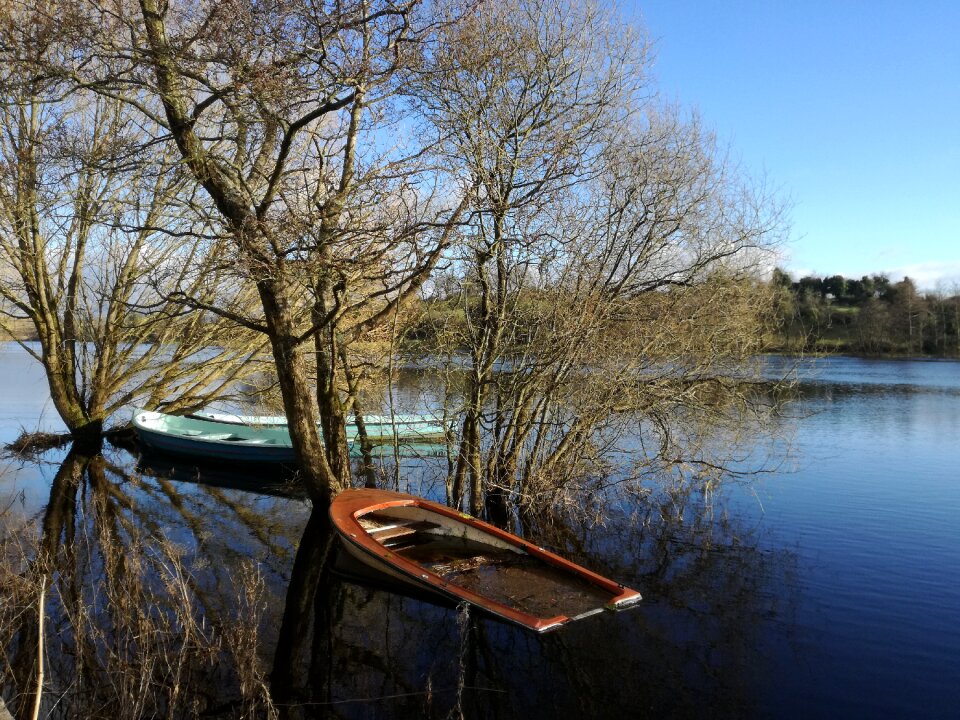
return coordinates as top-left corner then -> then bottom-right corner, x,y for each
627,0 -> 960,290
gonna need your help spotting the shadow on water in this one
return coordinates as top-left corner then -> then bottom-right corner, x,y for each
0,441 -> 796,719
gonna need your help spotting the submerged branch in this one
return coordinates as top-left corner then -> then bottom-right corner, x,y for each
3,431 -> 73,457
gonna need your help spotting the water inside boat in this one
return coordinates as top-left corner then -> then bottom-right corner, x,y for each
359,512 -> 614,619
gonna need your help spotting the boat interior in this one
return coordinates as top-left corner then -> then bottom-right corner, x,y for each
356,506 -> 616,620
180,429 -> 276,444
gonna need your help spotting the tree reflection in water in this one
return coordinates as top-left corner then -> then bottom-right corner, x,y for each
0,444 -> 794,719
276,484 -> 795,719
0,443 -> 306,718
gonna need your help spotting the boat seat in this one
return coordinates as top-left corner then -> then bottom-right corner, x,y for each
367,519 -> 440,543
377,526 -> 420,543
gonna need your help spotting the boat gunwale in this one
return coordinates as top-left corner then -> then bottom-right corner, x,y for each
330,488 -> 641,632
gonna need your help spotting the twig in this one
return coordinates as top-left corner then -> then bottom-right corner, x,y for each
31,576 -> 46,720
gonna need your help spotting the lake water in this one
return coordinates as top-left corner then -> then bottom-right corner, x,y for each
752,356 -> 960,719
0,344 -> 957,718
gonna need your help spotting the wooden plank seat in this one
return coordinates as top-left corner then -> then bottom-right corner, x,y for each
361,518 -> 441,544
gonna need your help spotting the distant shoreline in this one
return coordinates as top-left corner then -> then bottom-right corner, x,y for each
0,323 -> 37,342
765,348 -> 960,362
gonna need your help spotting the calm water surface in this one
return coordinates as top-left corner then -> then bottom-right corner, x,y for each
755,356 -> 960,718
0,344 -> 957,718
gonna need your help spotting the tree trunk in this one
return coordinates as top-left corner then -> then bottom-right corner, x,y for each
342,354 -> 378,489
36,332 -> 102,441
453,371 -> 485,513
313,277 -> 351,490
259,280 -> 340,503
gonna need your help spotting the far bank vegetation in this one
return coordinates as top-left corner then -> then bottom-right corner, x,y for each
768,269 -> 960,357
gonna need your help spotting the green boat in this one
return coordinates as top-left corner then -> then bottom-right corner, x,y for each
187,409 -> 447,441
133,409 -> 447,466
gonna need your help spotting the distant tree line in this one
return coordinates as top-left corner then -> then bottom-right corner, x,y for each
769,269 -> 960,356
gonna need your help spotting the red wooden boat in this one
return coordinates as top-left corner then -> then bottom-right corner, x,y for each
330,488 -> 641,633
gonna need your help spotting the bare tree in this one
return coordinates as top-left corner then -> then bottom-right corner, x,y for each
414,0 -> 785,517
4,0 -> 786,511
414,0 -> 646,511
0,5 -> 265,444
37,0 -> 474,500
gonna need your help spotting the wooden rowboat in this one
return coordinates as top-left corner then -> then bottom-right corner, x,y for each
188,409 -> 447,442
133,409 -> 447,465
330,488 -> 641,632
